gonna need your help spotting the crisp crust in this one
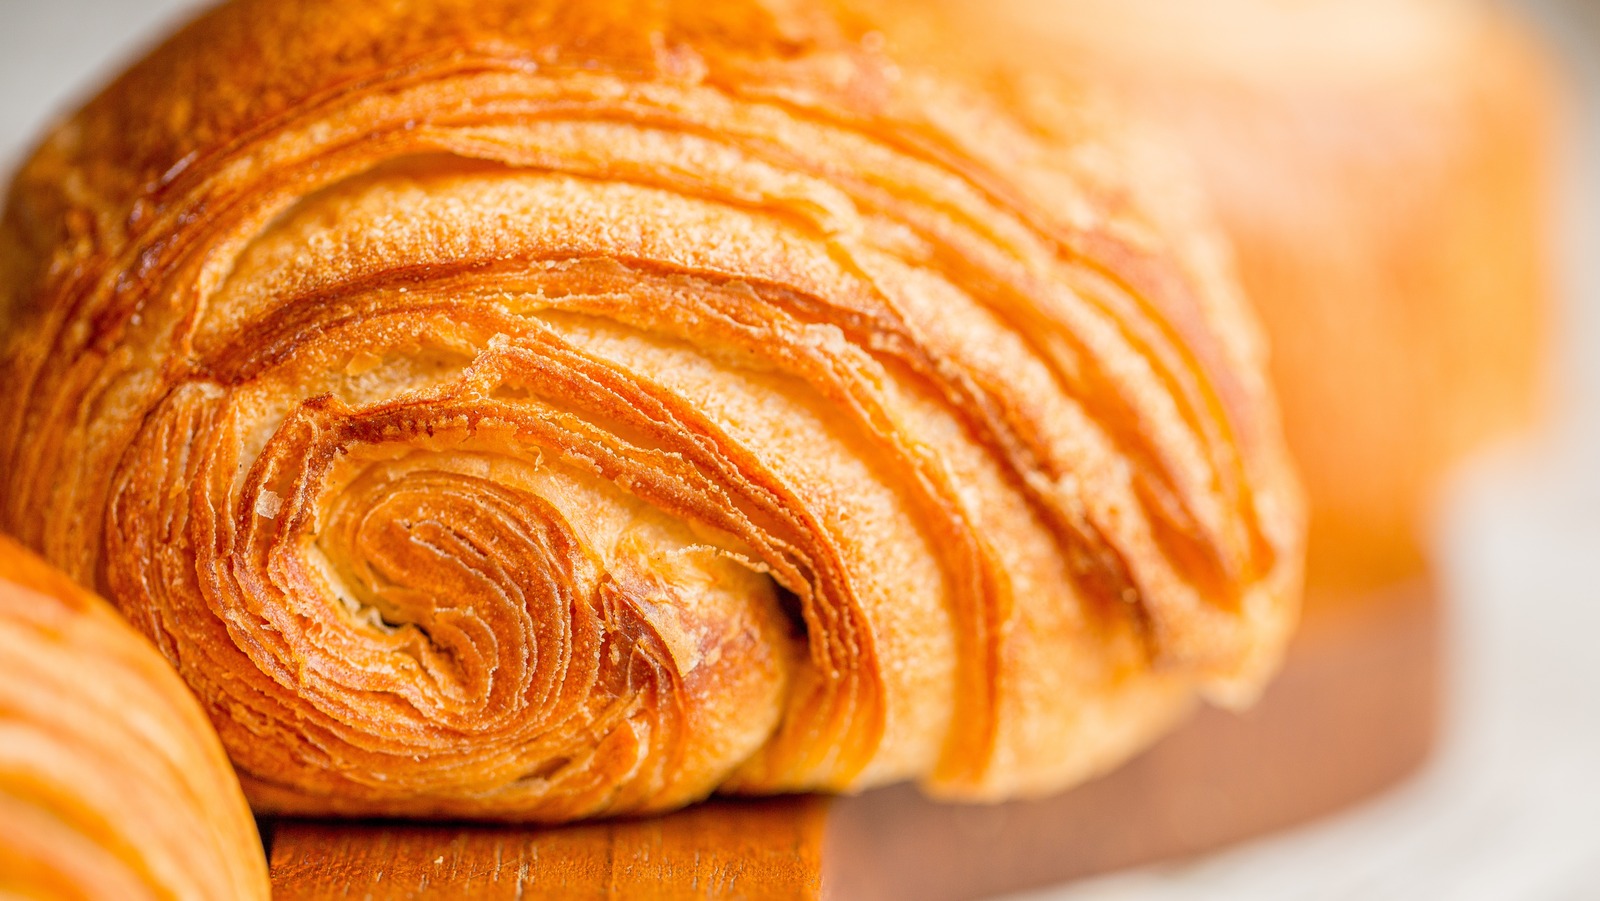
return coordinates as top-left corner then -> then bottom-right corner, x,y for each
0,0 -> 1303,818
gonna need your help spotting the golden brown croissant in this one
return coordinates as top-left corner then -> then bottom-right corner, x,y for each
0,536 -> 270,900
944,0 -> 1555,588
0,0 -> 1302,820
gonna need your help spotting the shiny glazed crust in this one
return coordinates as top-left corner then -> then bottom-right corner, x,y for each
0,0 -> 1302,820
0,536 -> 270,900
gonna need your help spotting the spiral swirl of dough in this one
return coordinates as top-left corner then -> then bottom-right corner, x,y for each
0,0 -> 1302,819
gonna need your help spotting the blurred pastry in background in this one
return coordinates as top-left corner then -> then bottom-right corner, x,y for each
946,0 -> 1557,590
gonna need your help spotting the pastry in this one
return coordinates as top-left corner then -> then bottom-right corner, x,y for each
944,0 -> 1555,587
0,0 -> 1302,820
0,536 -> 270,901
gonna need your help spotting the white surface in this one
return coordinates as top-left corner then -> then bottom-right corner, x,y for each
2,2 -> 1597,898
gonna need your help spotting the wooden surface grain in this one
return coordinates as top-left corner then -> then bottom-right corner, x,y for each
269,797 -> 828,900
268,579 -> 1438,900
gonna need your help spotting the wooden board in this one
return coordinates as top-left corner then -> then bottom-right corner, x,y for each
267,797 -> 829,900
267,579 -> 1439,900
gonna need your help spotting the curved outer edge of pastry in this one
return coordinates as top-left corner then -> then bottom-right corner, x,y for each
941,0 -> 1557,590
0,534 -> 270,901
